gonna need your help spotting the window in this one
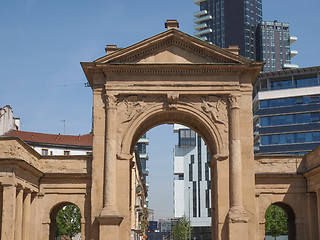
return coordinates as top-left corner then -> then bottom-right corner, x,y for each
179,129 -> 196,147
193,182 -> 197,217
286,134 -> 294,143
295,77 -> 319,88
136,143 -> 146,154
261,132 -> 320,146
86,151 -> 93,156
189,163 -> 193,182
295,97 -> 303,104
296,133 -> 305,143
310,96 -> 319,103
311,112 -> 320,122
312,132 -> 320,142
64,150 -> 70,156
42,149 -> 48,155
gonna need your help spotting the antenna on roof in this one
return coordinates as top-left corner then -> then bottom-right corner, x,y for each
60,120 -> 66,134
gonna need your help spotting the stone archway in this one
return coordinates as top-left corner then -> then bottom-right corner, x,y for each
81,26 -> 263,240
273,202 -> 296,240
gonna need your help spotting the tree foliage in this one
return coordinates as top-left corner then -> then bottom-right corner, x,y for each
56,205 -> 81,238
265,204 -> 288,238
172,217 -> 192,240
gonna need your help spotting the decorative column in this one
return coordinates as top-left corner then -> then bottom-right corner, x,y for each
227,94 -> 248,239
15,186 -> 24,240
1,184 -> 16,240
316,190 -> 320,240
22,189 -> 31,240
100,93 -> 118,214
97,93 -> 123,239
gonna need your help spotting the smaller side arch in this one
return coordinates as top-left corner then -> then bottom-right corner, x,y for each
49,201 -> 83,240
264,201 -> 296,240
273,202 -> 296,240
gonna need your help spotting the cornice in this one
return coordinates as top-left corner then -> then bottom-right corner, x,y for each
96,64 -> 259,76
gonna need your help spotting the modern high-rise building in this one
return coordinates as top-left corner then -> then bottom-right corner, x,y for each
257,20 -> 298,72
193,0 -> 262,61
253,66 -> 320,155
136,133 -> 149,177
173,124 -> 211,240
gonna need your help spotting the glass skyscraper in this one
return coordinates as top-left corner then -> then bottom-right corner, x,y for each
194,0 -> 262,61
253,66 -> 320,155
257,21 -> 298,72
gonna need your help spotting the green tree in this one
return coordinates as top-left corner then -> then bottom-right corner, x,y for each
56,205 -> 81,238
265,205 -> 288,239
172,217 -> 192,240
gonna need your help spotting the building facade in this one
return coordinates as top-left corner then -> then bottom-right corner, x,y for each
130,150 -> 148,240
193,0 -> 262,61
173,124 -> 211,238
257,20 -> 298,72
253,66 -> 320,155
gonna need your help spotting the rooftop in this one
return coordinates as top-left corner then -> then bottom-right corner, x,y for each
5,130 -> 92,147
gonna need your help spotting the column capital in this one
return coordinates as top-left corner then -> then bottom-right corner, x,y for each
105,93 -> 118,109
228,94 -> 240,109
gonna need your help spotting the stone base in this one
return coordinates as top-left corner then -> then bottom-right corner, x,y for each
96,214 -> 124,240
228,207 -> 248,240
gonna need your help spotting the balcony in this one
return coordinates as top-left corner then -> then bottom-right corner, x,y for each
290,50 -> 298,58
283,63 -> 299,69
137,138 -> 149,144
290,36 -> 298,44
143,168 -> 149,175
193,10 -> 207,18
194,28 -> 212,37
194,23 -> 207,31
198,36 -> 208,41
139,153 -> 149,159
194,14 -> 212,24
193,0 -> 207,6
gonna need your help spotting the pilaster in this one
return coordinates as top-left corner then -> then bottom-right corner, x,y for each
99,93 -> 124,239
316,190 -> 320,240
22,189 -> 31,240
1,184 -> 16,240
14,186 -> 24,240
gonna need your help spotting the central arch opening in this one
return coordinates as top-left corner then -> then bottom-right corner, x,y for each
130,121 -> 216,240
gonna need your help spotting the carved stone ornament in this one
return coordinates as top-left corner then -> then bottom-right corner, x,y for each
121,95 -> 146,123
166,93 -> 179,110
105,94 -> 118,109
201,96 -> 227,127
116,153 -> 134,161
228,94 -> 240,109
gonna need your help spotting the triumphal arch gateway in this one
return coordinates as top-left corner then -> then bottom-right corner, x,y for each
1,21 -> 320,240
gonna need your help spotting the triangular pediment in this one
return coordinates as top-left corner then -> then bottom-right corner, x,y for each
94,29 -> 252,65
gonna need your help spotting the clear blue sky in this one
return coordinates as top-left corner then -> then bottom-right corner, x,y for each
1,0 -> 319,219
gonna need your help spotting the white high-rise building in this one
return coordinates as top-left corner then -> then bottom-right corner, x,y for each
173,124 -> 211,239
